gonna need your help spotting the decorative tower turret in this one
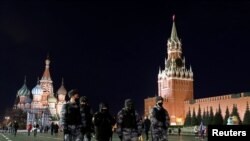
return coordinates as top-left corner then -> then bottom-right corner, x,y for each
40,55 -> 54,107
17,77 -> 31,110
31,78 -> 43,109
158,15 -> 194,125
56,78 -> 67,117
48,95 -> 57,116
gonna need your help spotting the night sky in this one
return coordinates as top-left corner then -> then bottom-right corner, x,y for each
1,0 -> 250,119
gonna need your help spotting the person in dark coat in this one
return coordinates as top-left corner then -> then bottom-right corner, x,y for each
27,123 -> 32,136
116,99 -> 142,141
92,102 -> 116,141
54,123 -> 59,136
80,96 -> 93,141
13,121 -> 19,136
143,116 -> 151,141
50,122 -> 55,135
178,127 -> 181,136
60,89 -> 82,141
33,122 -> 39,137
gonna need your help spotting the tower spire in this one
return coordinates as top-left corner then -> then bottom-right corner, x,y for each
41,55 -> 51,80
170,14 -> 179,41
61,77 -> 64,85
37,77 -> 40,84
24,75 -> 27,84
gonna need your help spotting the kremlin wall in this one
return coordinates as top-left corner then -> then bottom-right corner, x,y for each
144,17 -> 250,125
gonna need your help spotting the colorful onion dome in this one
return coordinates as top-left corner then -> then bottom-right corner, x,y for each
32,79 -> 43,95
17,83 -> 31,96
17,77 -> 31,96
57,78 -> 67,95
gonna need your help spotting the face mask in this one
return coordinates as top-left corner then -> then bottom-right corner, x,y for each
101,108 -> 108,113
127,103 -> 135,111
75,98 -> 80,104
157,102 -> 163,107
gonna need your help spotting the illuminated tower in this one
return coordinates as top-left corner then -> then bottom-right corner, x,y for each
17,77 -> 31,110
158,15 -> 193,125
40,55 -> 54,107
31,79 -> 43,109
56,78 -> 67,117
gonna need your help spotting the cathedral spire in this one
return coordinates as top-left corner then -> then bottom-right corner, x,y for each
41,55 -> 51,81
170,14 -> 179,42
61,77 -> 64,86
24,75 -> 27,84
37,77 -> 40,84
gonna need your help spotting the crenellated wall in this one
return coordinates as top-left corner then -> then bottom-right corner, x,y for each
184,93 -> 250,121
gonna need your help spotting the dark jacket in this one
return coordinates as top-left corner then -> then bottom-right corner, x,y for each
80,104 -> 93,133
93,112 -> 115,140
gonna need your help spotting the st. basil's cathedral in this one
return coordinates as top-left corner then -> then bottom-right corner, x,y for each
13,56 -> 67,126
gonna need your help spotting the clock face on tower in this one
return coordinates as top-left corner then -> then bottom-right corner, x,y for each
175,58 -> 183,67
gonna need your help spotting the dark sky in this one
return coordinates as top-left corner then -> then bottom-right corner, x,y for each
1,0 -> 250,119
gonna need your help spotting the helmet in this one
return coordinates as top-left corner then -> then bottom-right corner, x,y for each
125,99 -> 135,110
68,89 -> 79,98
99,102 -> 109,112
156,96 -> 163,102
80,96 -> 88,103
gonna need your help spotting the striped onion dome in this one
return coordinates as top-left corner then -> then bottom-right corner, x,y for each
32,79 -> 43,95
17,79 -> 31,97
17,83 -> 31,96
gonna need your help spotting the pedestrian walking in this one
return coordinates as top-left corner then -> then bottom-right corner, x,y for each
199,121 -> 205,140
143,116 -> 151,141
54,123 -> 59,136
27,123 -> 32,136
13,121 -> 19,136
178,127 -> 181,136
33,122 -> 39,137
50,122 -> 55,135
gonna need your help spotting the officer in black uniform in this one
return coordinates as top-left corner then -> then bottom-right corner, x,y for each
60,89 -> 82,141
80,96 -> 93,141
92,102 -> 116,141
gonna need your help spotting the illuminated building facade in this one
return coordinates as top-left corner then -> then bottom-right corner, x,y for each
144,16 -> 250,125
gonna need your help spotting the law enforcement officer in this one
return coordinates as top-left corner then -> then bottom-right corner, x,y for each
80,96 -> 93,141
60,89 -> 82,141
116,99 -> 142,141
150,96 -> 170,141
92,102 -> 116,141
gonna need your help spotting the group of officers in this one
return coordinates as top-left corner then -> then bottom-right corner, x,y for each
60,89 -> 170,141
